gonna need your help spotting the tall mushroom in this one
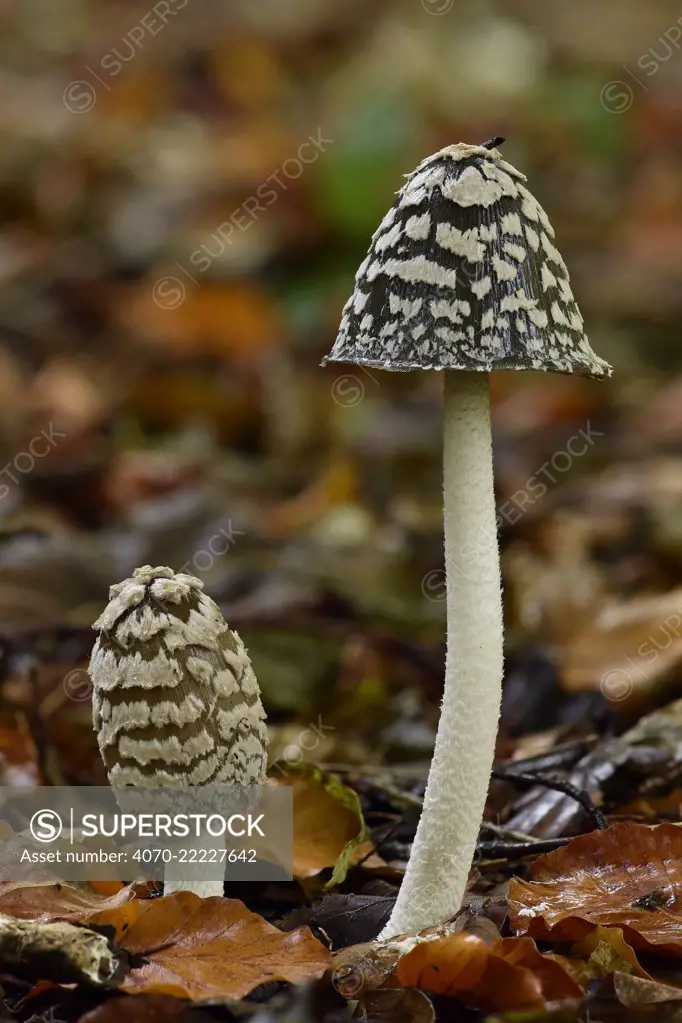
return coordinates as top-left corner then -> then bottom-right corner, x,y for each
322,139 -> 611,939
89,565 -> 268,897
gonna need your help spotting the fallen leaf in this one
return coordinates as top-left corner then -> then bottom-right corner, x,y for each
332,938 -> 398,997
270,764 -> 368,884
281,892 -> 393,948
0,913 -> 125,987
493,373 -> 601,440
395,934 -> 581,1012
496,937 -> 584,1001
563,589 -> 682,707
0,881 -> 137,923
121,281 -> 282,360
91,891 -> 331,1001
509,822 -> 682,956
127,366 -> 260,440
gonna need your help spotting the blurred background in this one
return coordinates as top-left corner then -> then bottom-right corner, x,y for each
0,0 -> 682,785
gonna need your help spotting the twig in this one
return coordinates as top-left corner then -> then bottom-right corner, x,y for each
491,767 -> 607,830
356,818 -> 405,868
494,738 -> 596,775
477,837 -> 572,859
479,820 -> 540,844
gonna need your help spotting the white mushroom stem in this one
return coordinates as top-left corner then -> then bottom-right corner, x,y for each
163,831 -> 226,898
379,370 -> 503,939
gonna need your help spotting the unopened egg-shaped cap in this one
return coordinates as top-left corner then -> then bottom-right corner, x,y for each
322,142 -> 611,378
89,565 -> 267,789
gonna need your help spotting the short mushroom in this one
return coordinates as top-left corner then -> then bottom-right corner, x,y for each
322,139 -> 611,938
88,565 -> 268,897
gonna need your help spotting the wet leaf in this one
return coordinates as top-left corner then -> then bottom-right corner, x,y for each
509,823 -> 682,955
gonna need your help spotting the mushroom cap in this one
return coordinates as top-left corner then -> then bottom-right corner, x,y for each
89,565 -> 267,790
322,142 -> 611,378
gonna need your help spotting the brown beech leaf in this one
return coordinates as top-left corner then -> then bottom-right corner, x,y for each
122,281 -> 281,359
509,822 -> 682,956
0,881 -> 137,922
496,938 -> 584,1001
562,589 -> 682,706
394,933 -> 582,1012
269,765 -> 368,883
90,891 -> 331,1001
